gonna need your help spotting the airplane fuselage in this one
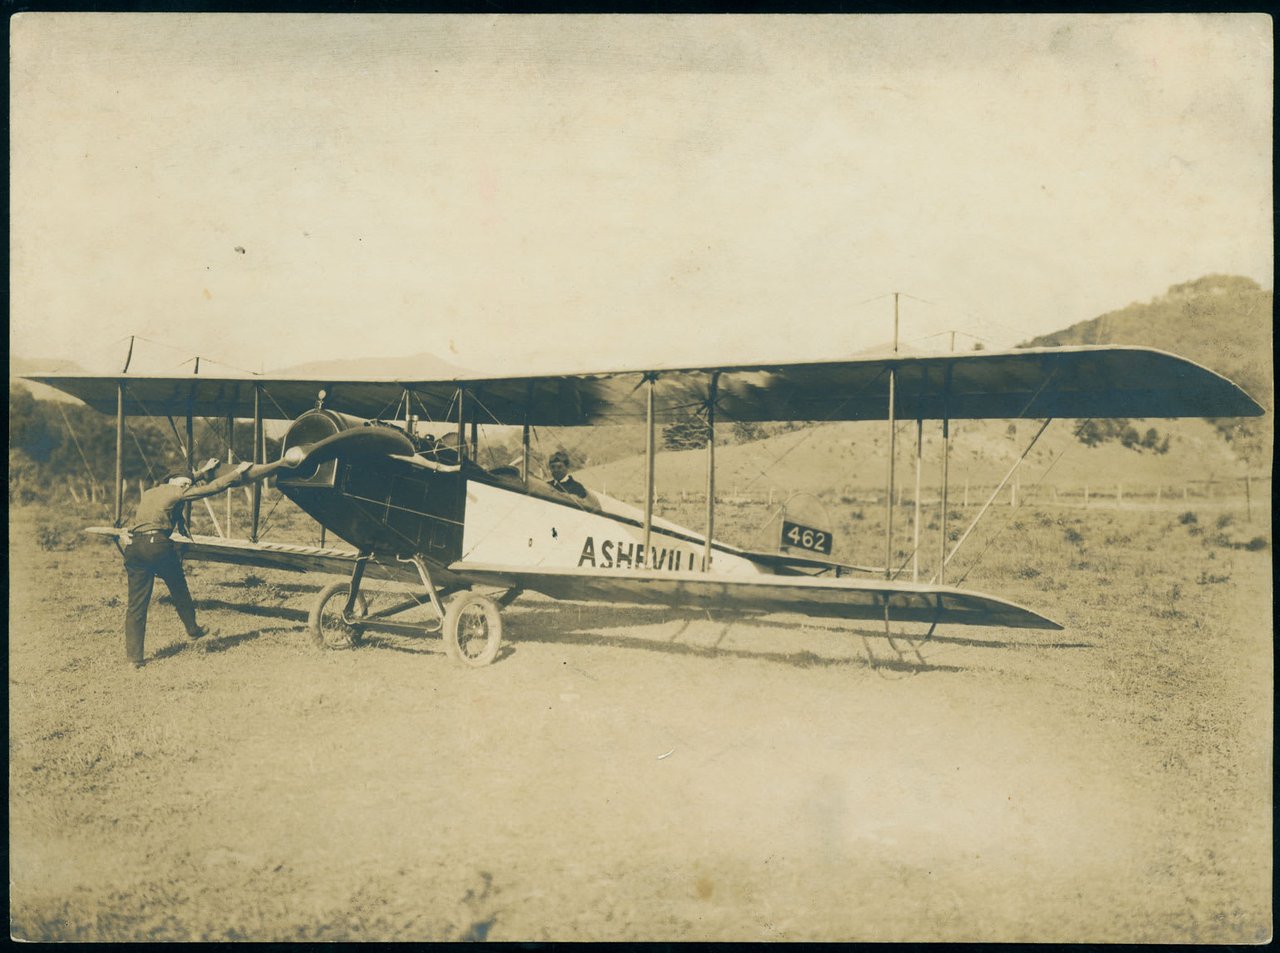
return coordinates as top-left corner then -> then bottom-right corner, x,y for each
276,409 -> 765,576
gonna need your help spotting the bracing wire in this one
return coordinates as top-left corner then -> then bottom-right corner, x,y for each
950,417 -> 1095,587
126,336 -> 265,378
261,385 -> 292,423
253,489 -> 289,540
409,389 -> 436,423
131,393 -> 188,460
54,402 -> 101,493
734,366 -> 892,496
124,421 -> 158,482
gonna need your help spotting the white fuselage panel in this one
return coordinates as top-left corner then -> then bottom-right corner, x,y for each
459,480 -> 762,575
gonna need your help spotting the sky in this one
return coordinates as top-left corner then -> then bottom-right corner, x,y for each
10,13 -> 1273,377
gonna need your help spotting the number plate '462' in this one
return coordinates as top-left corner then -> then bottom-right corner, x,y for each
781,520 -> 832,555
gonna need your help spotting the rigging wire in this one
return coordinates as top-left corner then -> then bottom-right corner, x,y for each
461,391 -> 513,468
409,388 -> 436,423
252,488 -> 289,540
261,385 -> 293,423
950,417 -> 1095,587
849,292 -> 894,309
124,421 -> 159,483
53,402 -> 101,494
735,366 -> 892,496
124,336 -> 266,378
893,294 -> 1012,348
130,393 -> 189,459
371,392 -> 404,422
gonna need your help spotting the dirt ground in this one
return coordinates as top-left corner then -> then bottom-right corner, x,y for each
8,502 -> 1273,942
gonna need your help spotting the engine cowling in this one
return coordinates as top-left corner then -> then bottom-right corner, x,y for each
278,409 -> 372,488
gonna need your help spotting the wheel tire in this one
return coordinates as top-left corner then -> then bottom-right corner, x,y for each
308,580 -> 369,650
443,592 -> 503,667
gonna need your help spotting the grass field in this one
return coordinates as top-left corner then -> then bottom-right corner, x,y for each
8,493 -> 1272,942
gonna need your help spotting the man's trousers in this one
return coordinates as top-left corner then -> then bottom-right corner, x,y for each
123,533 -> 199,663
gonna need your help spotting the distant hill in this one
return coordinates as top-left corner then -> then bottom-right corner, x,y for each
578,275 -> 1271,497
10,357 -> 90,375
9,357 -> 90,403
1020,274 -> 1271,465
270,351 -> 468,379
1020,275 -> 1271,397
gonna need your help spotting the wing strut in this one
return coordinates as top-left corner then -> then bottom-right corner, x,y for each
642,373 -> 656,562
114,381 -> 126,527
225,414 -> 236,537
251,384 -> 264,542
521,382 -> 534,484
938,364 -> 953,584
882,292 -> 903,580
703,372 -> 719,571
913,417 -> 923,581
455,387 -> 466,462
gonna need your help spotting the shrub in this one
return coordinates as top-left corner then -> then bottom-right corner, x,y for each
1244,536 -> 1268,552
1178,511 -> 1198,525
1215,513 -> 1234,530
36,523 -> 71,551
1063,527 -> 1084,546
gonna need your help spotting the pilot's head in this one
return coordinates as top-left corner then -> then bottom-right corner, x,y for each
548,449 -> 571,481
162,470 -> 194,489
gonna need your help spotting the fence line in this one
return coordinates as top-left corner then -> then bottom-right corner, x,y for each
645,475 -> 1271,511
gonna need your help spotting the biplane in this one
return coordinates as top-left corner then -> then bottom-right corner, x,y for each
25,344 -> 1264,666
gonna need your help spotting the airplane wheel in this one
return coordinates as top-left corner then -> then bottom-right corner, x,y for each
309,580 -> 369,650
443,592 -> 503,667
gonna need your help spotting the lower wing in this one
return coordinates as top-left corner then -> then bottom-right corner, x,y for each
84,528 -> 419,584
85,529 -> 1060,629
446,562 -> 1062,630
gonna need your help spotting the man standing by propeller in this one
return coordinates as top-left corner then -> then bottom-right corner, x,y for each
120,458 -> 252,668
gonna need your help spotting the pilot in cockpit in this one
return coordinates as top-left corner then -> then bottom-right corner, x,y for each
547,449 -> 600,510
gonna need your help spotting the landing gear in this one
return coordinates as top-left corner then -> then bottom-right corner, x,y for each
309,551 -> 372,649
443,592 -> 503,667
306,552 -> 509,666
309,579 -> 368,650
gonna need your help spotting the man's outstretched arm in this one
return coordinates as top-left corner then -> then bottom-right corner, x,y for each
181,461 -> 252,501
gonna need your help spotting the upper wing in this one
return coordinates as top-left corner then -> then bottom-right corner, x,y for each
24,345 -> 1264,424
446,562 -> 1063,630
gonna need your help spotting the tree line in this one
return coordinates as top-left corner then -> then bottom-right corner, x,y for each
9,387 -> 281,504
